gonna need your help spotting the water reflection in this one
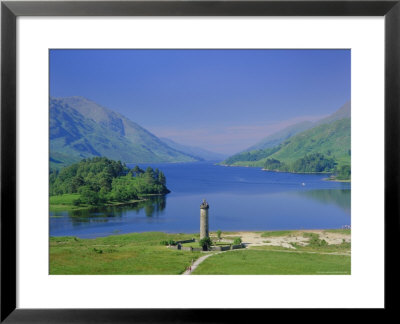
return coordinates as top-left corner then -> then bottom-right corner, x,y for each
50,195 -> 167,226
294,189 -> 350,215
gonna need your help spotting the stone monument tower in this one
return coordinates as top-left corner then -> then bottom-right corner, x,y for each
200,199 -> 209,239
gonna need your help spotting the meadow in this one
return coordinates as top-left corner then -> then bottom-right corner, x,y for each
193,248 -> 350,275
50,232 -> 201,274
50,230 -> 350,275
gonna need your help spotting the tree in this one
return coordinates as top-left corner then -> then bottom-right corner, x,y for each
291,153 -> 336,173
130,165 -> 144,177
216,230 -> 222,241
70,175 -> 84,192
78,186 -> 99,205
158,171 -> 166,186
145,166 -> 155,176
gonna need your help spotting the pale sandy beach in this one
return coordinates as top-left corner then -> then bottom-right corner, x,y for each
211,230 -> 351,250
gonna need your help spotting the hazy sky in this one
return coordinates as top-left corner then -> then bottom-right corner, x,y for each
50,49 -> 350,154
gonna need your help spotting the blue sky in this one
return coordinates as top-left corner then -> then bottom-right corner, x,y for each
50,49 -> 350,154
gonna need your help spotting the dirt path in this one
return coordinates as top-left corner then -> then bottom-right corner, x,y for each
182,252 -> 222,275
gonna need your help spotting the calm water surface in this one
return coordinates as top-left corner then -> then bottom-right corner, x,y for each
50,162 -> 351,238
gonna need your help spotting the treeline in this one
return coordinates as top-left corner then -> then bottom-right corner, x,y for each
263,153 -> 350,179
50,157 -> 169,206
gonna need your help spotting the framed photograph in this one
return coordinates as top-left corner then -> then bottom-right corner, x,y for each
1,0 -> 398,321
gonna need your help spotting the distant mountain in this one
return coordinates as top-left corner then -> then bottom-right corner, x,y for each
247,121 -> 314,151
160,137 -> 227,162
315,101 -> 350,126
245,101 -> 351,152
50,97 -> 199,168
222,101 -> 351,170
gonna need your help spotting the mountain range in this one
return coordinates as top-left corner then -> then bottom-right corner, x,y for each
245,101 -> 350,152
160,138 -> 227,161
50,96 -> 351,174
50,97 -> 221,168
222,101 -> 351,169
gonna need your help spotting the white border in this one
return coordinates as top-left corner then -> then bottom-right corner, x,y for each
17,17 -> 384,308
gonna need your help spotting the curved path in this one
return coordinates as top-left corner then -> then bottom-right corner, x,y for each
182,252 -> 223,275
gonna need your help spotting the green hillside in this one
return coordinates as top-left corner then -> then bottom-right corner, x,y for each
268,118 -> 350,165
50,97 -> 198,169
222,101 -> 351,177
244,101 -> 350,152
223,118 -> 350,176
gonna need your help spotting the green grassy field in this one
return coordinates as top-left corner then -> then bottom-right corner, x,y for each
193,231 -> 351,274
50,231 -> 351,275
181,241 -> 201,248
50,232 -> 201,274
49,193 -> 88,211
193,249 -> 350,275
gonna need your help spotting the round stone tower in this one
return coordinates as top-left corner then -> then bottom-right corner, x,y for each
200,199 -> 209,239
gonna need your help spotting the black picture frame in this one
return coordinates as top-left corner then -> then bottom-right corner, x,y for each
1,0 -> 399,322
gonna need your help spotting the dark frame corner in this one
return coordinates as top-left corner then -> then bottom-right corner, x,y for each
1,1 -> 399,322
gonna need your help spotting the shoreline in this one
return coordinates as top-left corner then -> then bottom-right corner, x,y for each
220,163 -> 351,181
49,228 -> 351,239
261,168 -> 332,175
322,177 -> 351,183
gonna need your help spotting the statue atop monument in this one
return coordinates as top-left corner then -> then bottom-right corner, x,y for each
200,199 -> 209,209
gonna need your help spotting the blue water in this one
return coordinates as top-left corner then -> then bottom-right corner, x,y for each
49,162 -> 351,238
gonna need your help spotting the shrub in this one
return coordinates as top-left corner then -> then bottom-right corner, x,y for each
199,237 -> 212,248
217,230 -> 222,240
305,233 -> 329,247
319,239 -> 328,247
233,238 -> 242,245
